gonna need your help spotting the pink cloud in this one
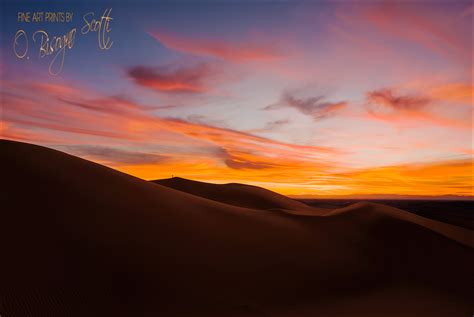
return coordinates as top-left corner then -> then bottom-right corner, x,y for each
148,31 -> 282,62
1,79 -> 342,172
334,1 -> 471,64
365,88 -> 471,129
127,64 -> 214,93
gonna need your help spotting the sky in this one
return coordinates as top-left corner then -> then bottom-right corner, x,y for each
1,0 -> 473,197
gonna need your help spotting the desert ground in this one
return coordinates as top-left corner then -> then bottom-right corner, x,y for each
1,139 -> 473,316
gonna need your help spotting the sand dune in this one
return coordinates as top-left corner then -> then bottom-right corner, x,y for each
155,178 -> 473,245
1,139 -> 473,317
153,177 -> 323,213
324,201 -> 473,247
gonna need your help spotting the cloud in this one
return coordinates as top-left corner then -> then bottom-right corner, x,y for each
365,87 -> 470,129
7,117 -> 137,140
329,158 -> 474,196
366,88 -> 430,112
184,114 -> 228,128
264,119 -> 290,130
148,31 -> 282,62
216,148 -> 275,170
29,82 -> 80,97
429,83 -> 473,104
3,79 -> 471,197
64,146 -> 167,166
60,95 -> 153,115
127,64 -> 214,93
166,116 -> 337,161
2,87 -> 143,141
0,121 -> 64,144
2,79 -> 341,173
246,119 -> 291,134
336,1 -> 471,62
266,92 -> 347,121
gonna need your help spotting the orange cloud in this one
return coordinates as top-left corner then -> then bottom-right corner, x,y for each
118,147 -> 339,192
0,122 -> 64,144
429,83 -> 473,104
324,159 -> 474,197
3,79 -> 471,198
2,88 -> 142,141
148,31 -> 282,62
2,79 -> 341,174
118,155 -> 473,198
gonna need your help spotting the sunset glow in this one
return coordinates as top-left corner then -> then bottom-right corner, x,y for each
1,1 -> 472,198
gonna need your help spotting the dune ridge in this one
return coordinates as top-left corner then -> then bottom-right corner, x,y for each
1,139 -> 473,317
155,177 -> 473,248
153,177 -> 324,213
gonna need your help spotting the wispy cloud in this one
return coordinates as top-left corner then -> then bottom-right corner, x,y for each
3,78 -> 471,196
265,92 -> 347,121
366,88 -> 430,112
365,87 -> 470,129
1,1 -> 472,198
429,83 -> 473,104
217,148 -> 275,170
336,1 -> 471,62
2,79 -> 341,174
328,158 -> 474,196
60,95 -> 154,115
64,145 -> 168,166
264,119 -> 291,130
148,31 -> 282,62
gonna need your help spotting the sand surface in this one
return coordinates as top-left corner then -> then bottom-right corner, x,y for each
1,140 -> 473,316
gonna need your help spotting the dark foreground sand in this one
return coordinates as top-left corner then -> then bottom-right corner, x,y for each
1,140 -> 473,317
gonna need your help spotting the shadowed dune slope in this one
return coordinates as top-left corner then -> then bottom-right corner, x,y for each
153,177 -> 322,213
323,202 -> 473,247
1,140 -> 473,317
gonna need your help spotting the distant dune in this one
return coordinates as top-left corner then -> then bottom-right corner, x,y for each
301,199 -> 474,230
292,194 -> 474,201
154,177 -> 325,213
1,139 -> 473,317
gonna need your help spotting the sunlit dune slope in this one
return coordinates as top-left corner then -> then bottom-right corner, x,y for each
1,140 -> 472,317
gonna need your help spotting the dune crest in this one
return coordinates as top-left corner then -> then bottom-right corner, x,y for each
153,176 -> 326,213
